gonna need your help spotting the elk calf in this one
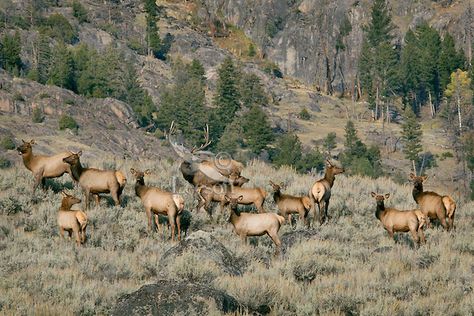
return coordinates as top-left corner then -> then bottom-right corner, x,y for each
17,139 -> 74,192
62,151 -> 124,210
309,159 -> 344,225
269,181 -> 311,225
371,192 -> 426,245
57,192 -> 88,246
226,195 -> 285,255
131,168 -> 185,241
410,173 -> 451,231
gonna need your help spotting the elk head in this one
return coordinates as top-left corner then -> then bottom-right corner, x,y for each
326,159 -> 344,175
269,180 -> 285,191
62,151 -> 82,165
130,168 -> 151,184
167,121 -> 212,164
17,139 -> 35,155
60,191 -> 81,207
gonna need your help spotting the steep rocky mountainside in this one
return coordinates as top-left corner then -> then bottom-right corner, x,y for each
197,0 -> 473,92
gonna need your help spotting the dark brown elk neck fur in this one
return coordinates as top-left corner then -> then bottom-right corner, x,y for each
134,177 -> 148,198
375,200 -> 386,221
60,197 -> 80,211
272,188 -> 282,203
68,160 -> 85,182
412,181 -> 424,202
323,168 -> 337,187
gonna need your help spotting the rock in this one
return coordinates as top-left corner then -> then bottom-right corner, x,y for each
111,280 -> 240,315
160,230 -> 245,276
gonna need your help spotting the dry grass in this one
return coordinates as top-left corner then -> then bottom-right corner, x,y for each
0,159 -> 473,315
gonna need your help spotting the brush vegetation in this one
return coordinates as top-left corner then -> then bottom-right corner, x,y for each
0,159 -> 473,315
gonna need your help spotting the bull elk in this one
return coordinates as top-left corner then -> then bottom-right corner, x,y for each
58,191 -> 88,246
269,181 -> 311,225
371,192 -> 426,245
225,195 -> 285,256
309,159 -> 344,225
17,139 -> 74,192
409,173 -> 451,231
167,121 -> 245,188
62,151 -> 125,210
131,168 -> 185,241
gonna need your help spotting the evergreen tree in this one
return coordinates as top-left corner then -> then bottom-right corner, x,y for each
0,31 -> 22,75
400,29 -> 421,111
217,118 -> 244,156
438,33 -> 466,92
323,132 -> 337,155
40,13 -> 78,44
344,120 -> 359,151
72,0 -> 88,23
272,133 -> 303,168
144,0 -> 159,17
48,43 -> 75,91
241,105 -> 274,154
240,73 -> 268,107
188,59 -> 206,84
401,107 -> 423,164
358,0 -> 399,112
212,57 -> 241,143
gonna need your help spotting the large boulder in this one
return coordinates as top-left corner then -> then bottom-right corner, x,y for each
160,230 -> 245,276
112,280 -> 240,315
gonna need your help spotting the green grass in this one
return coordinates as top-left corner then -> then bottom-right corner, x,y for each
0,159 -> 473,314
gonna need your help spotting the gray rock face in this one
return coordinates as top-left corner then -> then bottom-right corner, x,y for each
198,0 -> 472,93
160,230 -> 246,276
112,280 -> 240,315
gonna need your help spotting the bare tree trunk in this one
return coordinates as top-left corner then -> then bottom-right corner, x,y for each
429,91 -> 434,118
457,93 -> 462,133
375,86 -> 379,121
412,160 -> 417,176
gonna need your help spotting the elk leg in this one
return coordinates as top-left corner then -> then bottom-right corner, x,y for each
94,194 -> 100,207
145,207 -> 153,231
169,216 -> 176,242
324,200 -> 330,223
176,215 -> 181,241
84,189 -> 91,210
33,172 -> 43,193
319,201 -> 326,225
74,228 -> 81,246
154,214 -> 161,233
111,188 -> 120,207
267,231 -> 282,256
41,178 -> 46,191
439,215 -> 448,231
81,227 -> 87,244
59,227 -> 65,239
418,229 -> 426,244
410,229 -> 420,246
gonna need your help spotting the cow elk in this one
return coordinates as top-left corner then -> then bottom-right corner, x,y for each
131,168 -> 185,241
269,181 -> 311,225
309,159 -> 344,225
57,191 -> 88,246
226,185 -> 267,213
371,192 -> 426,246
17,139 -> 74,192
409,173 -> 451,231
62,151 -> 124,210
226,195 -> 285,255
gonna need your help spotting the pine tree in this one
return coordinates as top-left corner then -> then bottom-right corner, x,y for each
0,31 -> 22,75
401,107 -> 423,164
27,34 -> 51,84
146,14 -> 161,58
212,57 -> 241,142
240,73 -> 268,107
272,133 -> 303,168
217,118 -> 244,156
48,43 -> 75,91
400,29 -> 420,111
241,105 -> 274,154
344,120 -> 359,152
189,59 -> 206,83
438,33 -> 466,92
72,0 -> 88,23
323,132 -> 337,155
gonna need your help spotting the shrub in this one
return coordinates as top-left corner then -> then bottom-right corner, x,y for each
72,0 -> 88,23
1,137 -> 15,150
39,13 -> 78,44
298,107 -> 310,120
58,114 -> 78,131
247,43 -> 256,57
32,108 -> 44,123
0,156 -> 11,169
263,62 -> 283,78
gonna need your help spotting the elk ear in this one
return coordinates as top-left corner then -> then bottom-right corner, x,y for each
144,169 -> 152,175
61,191 -> 67,198
238,195 -> 243,201
130,168 -> 136,175
22,139 -> 26,143
77,150 -> 82,156
371,192 -> 377,198
421,175 -> 428,181
269,180 -> 274,186
409,173 -> 416,179
224,195 -> 230,202
385,193 -> 390,199
30,139 -> 35,144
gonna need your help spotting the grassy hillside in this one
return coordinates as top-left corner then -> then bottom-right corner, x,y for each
1,159 -> 473,315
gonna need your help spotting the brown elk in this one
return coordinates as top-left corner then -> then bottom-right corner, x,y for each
269,181 -> 311,225
409,173 -> 451,231
168,122 -> 245,188
131,168 -> 185,241
17,139 -> 74,192
371,192 -> 426,245
57,191 -> 88,246
442,195 -> 456,230
225,195 -> 285,255
226,185 -> 267,213
309,159 -> 344,225
62,151 -> 124,210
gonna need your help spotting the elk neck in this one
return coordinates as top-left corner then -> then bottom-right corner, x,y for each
21,148 -> 34,170
69,160 -> 85,182
412,182 -> 424,203
272,189 -> 282,203
324,169 -> 336,187
134,178 -> 148,198
375,200 -> 385,221
60,199 -> 74,211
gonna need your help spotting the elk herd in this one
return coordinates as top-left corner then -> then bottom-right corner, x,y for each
15,126 -> 457,254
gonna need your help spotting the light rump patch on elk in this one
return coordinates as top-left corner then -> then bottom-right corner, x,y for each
269,181 -> 311,225
226,195 -> 285,256
131,168 -> 185,241
309,159 -> 344,225
57,191 -> 88,246
62,151 -> 124,210
371,192 -> 426,245
409,173 -> 451,231
442,195 -> 456,230
17,139 -> 74,192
